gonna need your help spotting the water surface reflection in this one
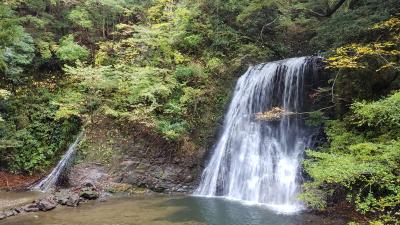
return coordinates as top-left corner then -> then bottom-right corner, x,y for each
0,195 -> 345,225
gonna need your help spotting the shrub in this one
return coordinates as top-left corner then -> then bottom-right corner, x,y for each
302,91 -> 400,223
56,35 -> 89,64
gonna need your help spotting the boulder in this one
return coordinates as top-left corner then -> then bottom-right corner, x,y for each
152,184 -> 166,193
22,203 -> 40,212
97,192 -> 111,202
79,186 -> 99,200
56,190 -> 80,207
68,164 -> 110,189
0,212 -> 6,220
0,210 -> 15,220
13,207 -> 23,213
82,182 -> 95,188
66,194 -> 80,207
36,197 -> 57,211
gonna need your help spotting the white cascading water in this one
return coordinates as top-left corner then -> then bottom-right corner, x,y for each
31,131 -> 84,192
195,57 -> 313,214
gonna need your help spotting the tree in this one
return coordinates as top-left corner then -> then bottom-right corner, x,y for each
0,3 -> 35,87
327,16 -> 400,72
56,34 -> 89,64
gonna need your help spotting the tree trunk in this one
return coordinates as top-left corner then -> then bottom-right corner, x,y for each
325,0 -> 347,17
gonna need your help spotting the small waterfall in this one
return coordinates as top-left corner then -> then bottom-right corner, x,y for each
195,57 -> 315,213
31,131 -> 84,192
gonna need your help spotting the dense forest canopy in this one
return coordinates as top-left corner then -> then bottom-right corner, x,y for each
0,0 -> 399,224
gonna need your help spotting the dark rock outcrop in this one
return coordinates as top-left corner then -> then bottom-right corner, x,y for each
80,116 -> 206,194
116,157 -> 199,193
22,204 -> 40,212
55,189 -> 80,207
68,164 -> 110,190
36,197 -> 57,211
79,184 -> 99,200
0,184 -> 102,221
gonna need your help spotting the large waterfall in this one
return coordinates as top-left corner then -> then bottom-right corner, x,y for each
195,57 -> 315,214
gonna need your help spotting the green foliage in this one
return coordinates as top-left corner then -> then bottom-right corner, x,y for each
0,89 -> 10,99
326,15 -> 400,73
348,222 -> 360,225
56,35 -> 89,64
62,0 -> 257,142
63,60 -> 205,140
0,3 -> 35,85
0,4 -> 399,225
351,91 -> 400,129
298,182 -> 329,210
182,34 -> 203,50
305,111 -> 328,126
68,7 -> 93,30
302,13 -> 400,224
174,64 -> 206,83
0,3 -> 22,47
0,89 -> 11,122
52,90 -> 86,121
78,137 -> 114,166
303,92 -> 400,223
310,0 -> 400,50
1,32 -> 35,82
156,120 -> 188,140
0,87 -> 80,173
236,0 -> 283,24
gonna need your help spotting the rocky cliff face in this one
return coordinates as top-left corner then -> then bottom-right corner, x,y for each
70,116 -> 206,193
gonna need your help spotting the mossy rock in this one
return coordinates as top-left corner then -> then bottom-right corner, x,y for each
79,187 -> 99,200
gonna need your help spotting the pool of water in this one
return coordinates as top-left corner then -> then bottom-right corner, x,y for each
0,194 -> 345,225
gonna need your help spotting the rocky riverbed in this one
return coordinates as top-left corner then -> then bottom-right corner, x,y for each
0,182 -> 103,221
0,158 -> 194,222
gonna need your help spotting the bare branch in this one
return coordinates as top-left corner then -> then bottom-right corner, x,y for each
260,17 -> 278,43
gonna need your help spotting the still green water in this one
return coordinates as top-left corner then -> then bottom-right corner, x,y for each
0,194 -> 345,225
